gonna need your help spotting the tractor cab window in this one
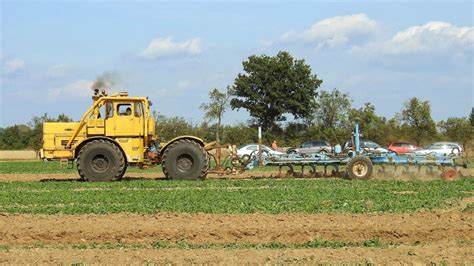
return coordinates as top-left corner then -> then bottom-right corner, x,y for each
118,104 -> 132,116
105,102 -> 114,118
134,102 -> 143,117
95,104 -> 105,119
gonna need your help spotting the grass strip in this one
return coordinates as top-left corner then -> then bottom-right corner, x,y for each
0,238 -> 388,252
151,238 -> 388,250
0,161 -> 288,174
0,178 -> 472,214
0,161 -> 162,174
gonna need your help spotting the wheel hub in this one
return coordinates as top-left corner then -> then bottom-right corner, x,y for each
91,155 -> 110,173
352,162 -> 368,177
177,154 -> 194,172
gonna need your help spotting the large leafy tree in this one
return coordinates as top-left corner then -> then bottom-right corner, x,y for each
230,51 -> 322,132
398,97 -> 437,145
200,88 -> 230,142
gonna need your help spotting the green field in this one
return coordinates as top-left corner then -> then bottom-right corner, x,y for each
0,178 -> 472,214
0,161 -> 162,174
0,161 -> 282,174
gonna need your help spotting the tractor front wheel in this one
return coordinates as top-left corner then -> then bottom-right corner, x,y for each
77,139 -> 126,182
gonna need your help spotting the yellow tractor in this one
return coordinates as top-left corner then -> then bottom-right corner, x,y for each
40,90 -> 211,181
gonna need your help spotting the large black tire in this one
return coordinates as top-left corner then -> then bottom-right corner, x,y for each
162,139 -> 208,180
77,139 -> 126,182
347,155 -> 373,180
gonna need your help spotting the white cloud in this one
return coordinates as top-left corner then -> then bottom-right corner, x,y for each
47,64 -> 70,78
281,13 -> 378,48
379,21 -> 473,55
353,21 -> 473,59
139,37 -> 203,60
2,58 -> 26,75
48,80 -> 93,100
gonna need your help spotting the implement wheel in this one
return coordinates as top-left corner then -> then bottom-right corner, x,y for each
441,169 -> 458,181
77,139 -> 126,182
347,156 -> 373,180
162,139 -> 209,180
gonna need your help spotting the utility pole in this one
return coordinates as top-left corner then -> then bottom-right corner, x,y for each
258,126 -> 262,167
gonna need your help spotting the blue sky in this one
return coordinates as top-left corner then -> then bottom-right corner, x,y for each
1,1 -> 473,127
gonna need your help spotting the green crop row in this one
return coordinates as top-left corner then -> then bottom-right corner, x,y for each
0,178 -> 472,214
0,238 -> 388,252
0,161 -> 162,174
0,161 -> 302,174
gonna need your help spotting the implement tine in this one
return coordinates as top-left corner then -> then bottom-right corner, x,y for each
309,165 -> 317,178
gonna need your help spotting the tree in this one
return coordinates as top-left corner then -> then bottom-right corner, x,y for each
470,108 -> 474,126
314,88 -> 352,129
305,124 -> 351,146
438,117 -> 473,150
199,88 -> 230,142
349,103 -> 388,145
398,97 -> 437,146
221,123 -> 258,146
0,125 -> 32,150
282,122 -> 309,147
384,117 -> 404,144
230,51 -> 322,132
153,112 -> 196,141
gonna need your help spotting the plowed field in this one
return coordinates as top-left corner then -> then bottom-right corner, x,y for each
0,163 -> 472,264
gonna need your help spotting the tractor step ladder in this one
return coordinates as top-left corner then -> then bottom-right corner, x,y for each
59,158 -> 74,169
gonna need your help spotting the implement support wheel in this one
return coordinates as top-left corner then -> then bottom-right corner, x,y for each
347,155 -> 373,180
441,169 -> 458,181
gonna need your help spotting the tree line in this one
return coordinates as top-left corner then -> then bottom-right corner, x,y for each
0,113 -> 72,151
1,51 -> 473,151
156,95 -> 473,150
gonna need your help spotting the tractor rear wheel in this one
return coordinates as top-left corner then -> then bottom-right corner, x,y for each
77,139 -> 126,182
162,139 -> 208,180
347,155 -> 373,180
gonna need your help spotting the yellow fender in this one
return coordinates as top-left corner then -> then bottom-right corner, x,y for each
159,135 -> 206,155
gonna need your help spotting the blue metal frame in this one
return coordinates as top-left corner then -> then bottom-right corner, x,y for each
244,123 -> 462,172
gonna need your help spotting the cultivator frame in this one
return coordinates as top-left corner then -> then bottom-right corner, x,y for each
222,124 -> 467,181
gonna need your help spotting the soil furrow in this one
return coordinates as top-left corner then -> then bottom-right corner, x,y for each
0,212 -> 472,245
0,242 -> 471,264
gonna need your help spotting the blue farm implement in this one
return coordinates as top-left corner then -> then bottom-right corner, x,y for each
239,124 -> 467,181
